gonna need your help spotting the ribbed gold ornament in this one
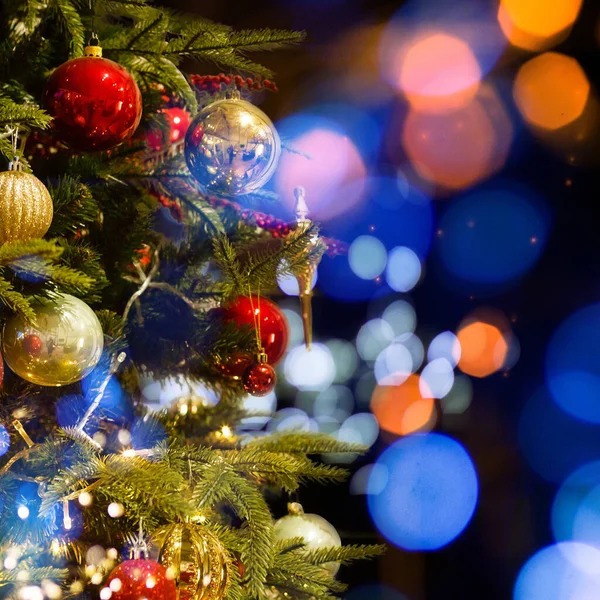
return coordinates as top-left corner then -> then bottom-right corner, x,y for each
0,169 -> 54,244
155,523 -> 232,600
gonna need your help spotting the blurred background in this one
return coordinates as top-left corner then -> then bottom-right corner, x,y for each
163,0 -> 600,598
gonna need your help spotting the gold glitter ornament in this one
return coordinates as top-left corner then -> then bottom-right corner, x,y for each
1,293 -> 104,386
155,522 -> 232,600
0,166 -> 53,244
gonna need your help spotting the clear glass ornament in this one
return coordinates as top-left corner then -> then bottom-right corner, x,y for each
273,503 -> 342,575
185,96 -> 281,196
1,293 -> 104,386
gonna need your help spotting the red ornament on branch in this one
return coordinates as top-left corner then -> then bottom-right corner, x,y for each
105,559 -> 176,600
44,42 -> 142,152
223,295 -> 289,367
242,354 -> 276,396
146,107 -> 190,151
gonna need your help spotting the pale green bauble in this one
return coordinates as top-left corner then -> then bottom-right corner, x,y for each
273,503 -> 342,575
2,293 -> 104,386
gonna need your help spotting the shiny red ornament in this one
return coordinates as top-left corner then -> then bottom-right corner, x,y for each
242,360 -> 276,396
106,559 -> 176,600
22,334 -> 43,357
223,296 -> 289,366
146,107 -> 190,150
44,54 -> 142,151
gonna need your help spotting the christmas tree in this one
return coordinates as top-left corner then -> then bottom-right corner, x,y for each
0,1 -> 383,598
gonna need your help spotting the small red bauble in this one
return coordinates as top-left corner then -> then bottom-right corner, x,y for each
242,361 -> 276,396
223,296 -> 289,366
22,334 -> 43,357
105,559 -> 176,600
147,107 -> 190,150
44,53 -> 142,151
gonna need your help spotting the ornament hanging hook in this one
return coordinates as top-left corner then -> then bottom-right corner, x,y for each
7,125 -> 22,171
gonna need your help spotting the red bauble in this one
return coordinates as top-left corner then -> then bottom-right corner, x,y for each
147,107 -> 190,150
105,559 -> 176,600
44,55 -> 142,151
22,334 -> 43,357
242,361 -> 276,396
223,296 -> 289,366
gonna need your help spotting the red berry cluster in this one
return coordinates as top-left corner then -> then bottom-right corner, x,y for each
157,193 -> 184,222
190,73 -> 278,95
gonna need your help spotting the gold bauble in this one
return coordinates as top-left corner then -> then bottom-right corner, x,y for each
0,170 -> 54,244
155,523 -> 232,600
1,293 -> 104,386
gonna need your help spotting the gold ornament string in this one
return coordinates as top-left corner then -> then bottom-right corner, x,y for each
13,419 -> 34,448
247,282 -> 264,355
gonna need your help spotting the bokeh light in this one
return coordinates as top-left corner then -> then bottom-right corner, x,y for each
350,464 -> 388,496
400,85 -> 513,192
357,319 -> 395,362
274,114 -> 367,222
428,331 -> 461,368
129,416 -> 167,451
0,423 -> 9,457
139,374 -> 218,411
546,303 -> 600,424
277,263 -> 317,296
519,387 -> 600,483
514,543 -> 600,600
267,408 -> 314,432
437,184 -> 550,291
498,0 -> 583,52
374,343 -> 413,386
396,32 -> 481,112
349,235 -> 388,280
370,374 -> 435,436
420,358 -> 455,399
386,247 -> 422,292
338,413 -> 380,447
552,461 -> 600,549
382,300 -> 417,337
281,307 -> 304,348
368,433 -> 478,550
313,385 -> 354,423
380,0 -> 506,103
284,343 -> 336,391
326,339 -> 359,383
456,312 -> 511,378
440,374 -> 473,415
514,53 -> 590,131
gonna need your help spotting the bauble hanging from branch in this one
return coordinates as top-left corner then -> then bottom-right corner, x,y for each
44,39 -> 142,152
0,162 -> 53,245
184,94 -> 281,196
1,293 -> 104,386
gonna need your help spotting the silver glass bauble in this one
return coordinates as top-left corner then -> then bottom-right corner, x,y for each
184,97 -> 281,196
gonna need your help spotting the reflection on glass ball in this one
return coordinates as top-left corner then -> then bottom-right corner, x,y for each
273,504 -> 342,575
1,293 -> 104,386
185,98 -> 281,196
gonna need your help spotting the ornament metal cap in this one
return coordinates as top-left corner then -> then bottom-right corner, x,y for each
84,37 -> 102,57
287,502 -> 305,515
256,350 -> 269,364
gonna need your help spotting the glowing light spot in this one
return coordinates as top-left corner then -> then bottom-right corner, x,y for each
109,578 -> 122,592
386,246 -> 421,292
368,433 -> 478,550
371,374 -> 435,436
240,390 -> 276,430
514,53 -> 590,131
107,503 -> 124,518
401,86 -> 512,191
117,429 -> 131,446
457,319 -> 509,378
437,185 -> 550,289
420,358 -> 455,399
356,319 -> 394,362
145,576 -> 156,589
90,573 -> 103,585
398,33 -> 481,113
546,303 -> 600,424
100,588 -> 112,600
428,331 -> 461,367
326,339 -> 359,383
17,505 -> 29,520
499,0 -> 583,52
281,308 -> 304,348
277,260 -> 318,296
339,413 -> 379,447
274,124 -> 367,222
313,386 -> 354,422
441,375 -> 473,415
514,543 -> 600,600
374,343 -> 413,386
350,464 -> 388,496
0,424 -> 10,457
78,491 -> 92,507
267,408 -> 313,432
349,236 -> 387,280
284,344 -> 336,392
18,586 -> 44,600
382,300 -> 417,337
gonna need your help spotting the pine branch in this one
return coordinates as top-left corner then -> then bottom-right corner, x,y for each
247,433 -> 367,455
0,98 -> 52,130
0,567 -> 68,587
304,545 -> 386,566
0,276 -> 35,320
52,0 -> 86,57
